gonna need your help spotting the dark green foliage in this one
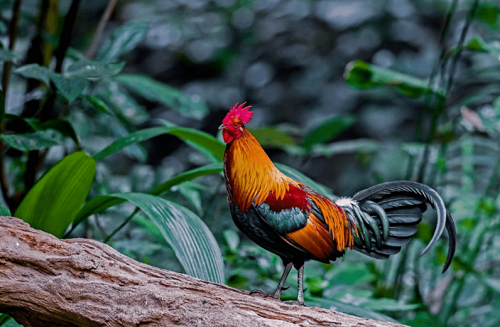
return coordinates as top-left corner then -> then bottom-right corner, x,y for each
1,0 -> 500,326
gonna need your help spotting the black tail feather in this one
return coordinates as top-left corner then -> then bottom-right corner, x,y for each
341,181 -> 456,273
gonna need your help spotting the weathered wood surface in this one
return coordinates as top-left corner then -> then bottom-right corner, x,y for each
0,216 -> 407,327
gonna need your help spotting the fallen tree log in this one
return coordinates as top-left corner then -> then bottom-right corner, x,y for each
0,216 -> 407,327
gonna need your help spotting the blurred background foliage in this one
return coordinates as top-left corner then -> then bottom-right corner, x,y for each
1,0 -> 500,326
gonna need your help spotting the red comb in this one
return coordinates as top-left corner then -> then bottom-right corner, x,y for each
223,103 -> 253,125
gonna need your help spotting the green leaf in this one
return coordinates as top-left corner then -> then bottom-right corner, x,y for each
0,48 -> 20,63
93,127 -> 166,161
84,95 -> 112,114
311,139 -> 380,157
466,36 -> 500,59
344,60 -> 445,98
0,204 -> 11,216
161,125 -> 224,162
150,162 -> 223,196
50,73 -> 89,103
223,229 -> 240,252
302,116 -> 355,150
116,74 -> 209,119
65,61 -> 125,78
93,126 -> 224,162
1,130 -> 61,151
248,127 -> 296,148
0,314 -> 12,326
83,193 -> 224,283
98,22 -> 148,61
95,80 -> 148,125
275,163 -> 335,197
71,163 -> 222,234
477,4 -> 499,26
361,298 -> 420,312
15,152 -> 96,237
14,64 -> 51,84
35,119 -> 81,147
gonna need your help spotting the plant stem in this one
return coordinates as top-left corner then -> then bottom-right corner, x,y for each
416,0 -> 478,184
86,0 -> 119,59
1,0 -> 22,94
104,207 -> 140,243
0,0 -> 23,211
406,0 -> 457,181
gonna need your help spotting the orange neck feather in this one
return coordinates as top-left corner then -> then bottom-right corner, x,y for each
223,128 -> 300,212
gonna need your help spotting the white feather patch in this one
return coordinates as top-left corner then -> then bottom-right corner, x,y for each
335,197 -> 358,208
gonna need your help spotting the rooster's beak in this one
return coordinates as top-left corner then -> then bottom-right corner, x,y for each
218,124 -> 226,130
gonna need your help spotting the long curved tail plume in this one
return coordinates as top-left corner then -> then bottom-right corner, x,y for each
336,181 -> 456,272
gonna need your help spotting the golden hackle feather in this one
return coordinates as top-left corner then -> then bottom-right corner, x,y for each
225,127 -> 354,259
225,128 -> 301,212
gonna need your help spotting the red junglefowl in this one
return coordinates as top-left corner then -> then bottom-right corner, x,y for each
220,103 -> 457,306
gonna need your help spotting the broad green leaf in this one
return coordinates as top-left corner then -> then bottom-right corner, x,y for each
93,127 -> 167,161
15,152 -> 96,237
275,163 -> 334,197
72,163 -> 223,231
50,73 -> 89,103
34,119 -> 81,147
84,95 -> 112,114
98,22 -> 148,61
0,204 -> 11,216
93,126 -> 224,162
0,314 -> 12,326
65,61 -> 125,78
302,116 -> 355,150
14,64 -> 51,84
82,192 -> 225,283
477,4 -> 499,26
344,60 -> 445,98
1,130 -> 61,151
0,48 -> 20,63
150,162 -> 222,196
116,74 -> 209,119
248,127 -> 295,148
162,126 -> 224,162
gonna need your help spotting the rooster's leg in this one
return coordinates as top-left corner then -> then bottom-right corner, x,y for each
272,261 -> 293,298
250,261 -> 293,300
284,263 -> 306,306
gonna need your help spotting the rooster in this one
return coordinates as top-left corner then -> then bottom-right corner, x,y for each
220,103 -> 456,306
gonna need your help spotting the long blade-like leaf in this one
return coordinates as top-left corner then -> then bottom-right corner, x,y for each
71,163 -> 223,232
81,193 -> 225,283
15,152 -> 96,237
115,74 -> 209,119
93,126 -> 224,162
276,163 -> 335,198
344,60 -> 445,98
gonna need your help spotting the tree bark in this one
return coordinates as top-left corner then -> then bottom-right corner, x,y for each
0,216 -> 407,327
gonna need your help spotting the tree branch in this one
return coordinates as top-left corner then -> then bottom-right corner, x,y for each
0,216 -> 407,327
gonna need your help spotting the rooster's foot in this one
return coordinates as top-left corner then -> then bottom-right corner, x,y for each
249,289 -> 280,300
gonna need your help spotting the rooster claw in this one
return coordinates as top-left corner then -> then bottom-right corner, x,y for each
249,289 -> 279,300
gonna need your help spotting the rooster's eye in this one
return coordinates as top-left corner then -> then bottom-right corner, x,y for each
234,123 -> 238,128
